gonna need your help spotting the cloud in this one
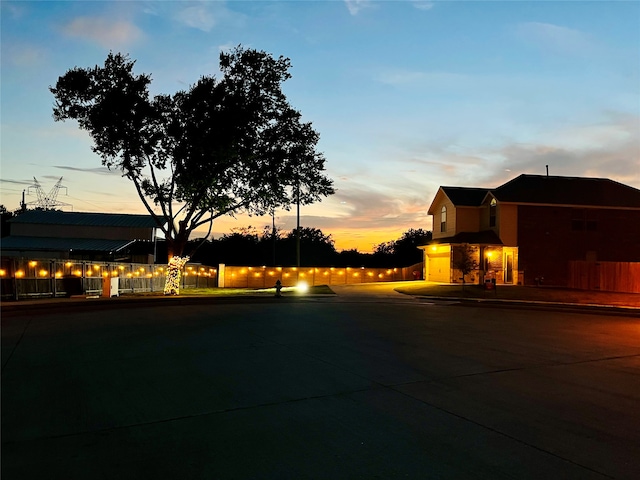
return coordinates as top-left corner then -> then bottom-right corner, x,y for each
412,1 -> 434,11
3,43 -> 48,68
61,17 -> 143,48
344,0 -> 374,16
1,2 -> 26,19
0,179 -> 33,186
516,22 -> 593,55
375,69 -> 470,88
54,165 -> 122,176
465,113 -> 640,188
173,2 -> 246,32
175,4 -> 216,32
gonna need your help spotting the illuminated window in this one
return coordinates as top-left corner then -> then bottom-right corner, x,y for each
440,206 -> 447,232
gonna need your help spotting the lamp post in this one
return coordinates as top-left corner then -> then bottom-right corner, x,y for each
296,169 -> 300,267
272,208 -> 277,267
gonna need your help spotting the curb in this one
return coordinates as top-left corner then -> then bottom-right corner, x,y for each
414,295 -> 640,317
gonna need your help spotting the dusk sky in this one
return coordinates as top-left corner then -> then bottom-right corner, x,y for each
2,1 -> 639,252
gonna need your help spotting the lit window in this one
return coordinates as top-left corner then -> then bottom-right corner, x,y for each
440,206 -> 447,233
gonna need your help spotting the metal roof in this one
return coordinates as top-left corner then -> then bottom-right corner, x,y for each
9,210 -> 158,228
1,236 -> 136,253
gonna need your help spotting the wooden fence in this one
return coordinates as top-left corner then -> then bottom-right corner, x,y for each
219,263 -> 423,288
568,261 -> 640,293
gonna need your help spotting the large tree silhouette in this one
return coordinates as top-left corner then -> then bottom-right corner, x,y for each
50,46 -> 334,262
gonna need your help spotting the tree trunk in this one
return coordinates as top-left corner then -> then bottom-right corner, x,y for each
164,235 -> 189,295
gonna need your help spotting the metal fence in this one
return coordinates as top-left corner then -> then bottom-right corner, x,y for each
0,258 -> 218,300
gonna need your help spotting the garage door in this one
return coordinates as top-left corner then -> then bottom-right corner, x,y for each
428,254 -> 450,283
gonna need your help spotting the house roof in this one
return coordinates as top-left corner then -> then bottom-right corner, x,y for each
428,230 -> 503,246
492,174 -> 640,208
1,236 -> 136,253
9,210 -> 158,228
440,187 -> 488,206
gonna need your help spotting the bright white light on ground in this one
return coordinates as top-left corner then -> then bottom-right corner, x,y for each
296,281 -> 309,293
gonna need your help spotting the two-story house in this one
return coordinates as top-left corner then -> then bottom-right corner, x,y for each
421,174 -> 640,286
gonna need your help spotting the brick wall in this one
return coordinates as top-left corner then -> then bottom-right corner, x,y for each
517,205 -> 640,286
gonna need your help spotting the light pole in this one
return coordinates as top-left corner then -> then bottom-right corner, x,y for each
296,170 -> 300,267
272,208 -> 277,267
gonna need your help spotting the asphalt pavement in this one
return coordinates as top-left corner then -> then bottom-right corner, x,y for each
2,284 -> 639,479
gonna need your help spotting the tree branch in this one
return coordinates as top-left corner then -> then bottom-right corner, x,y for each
129,173 -> 168,237
146,156 -> 169,221
191,197 -> 254,229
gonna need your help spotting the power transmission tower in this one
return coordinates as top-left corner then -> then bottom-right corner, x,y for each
25,177 -> 73,210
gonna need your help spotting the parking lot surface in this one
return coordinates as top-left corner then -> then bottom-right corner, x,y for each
2,293 -> 639,479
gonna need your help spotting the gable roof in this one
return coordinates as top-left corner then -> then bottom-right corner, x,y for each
441,187 -> 488,206
428,186 -> 488,214
10,210 -> 158,228
492,174 -> 640,208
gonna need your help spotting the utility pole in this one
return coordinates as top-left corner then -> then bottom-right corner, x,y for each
296,175 -> 300,267
26,177 -> 72,210
272,208 -> 276,267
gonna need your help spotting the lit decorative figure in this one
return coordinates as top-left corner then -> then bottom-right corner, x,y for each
164,256 -> 190,295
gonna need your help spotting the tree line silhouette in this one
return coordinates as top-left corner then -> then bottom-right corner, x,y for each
168,226 -> 432,268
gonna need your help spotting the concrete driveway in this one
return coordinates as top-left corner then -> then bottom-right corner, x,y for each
2,292 -> 639,479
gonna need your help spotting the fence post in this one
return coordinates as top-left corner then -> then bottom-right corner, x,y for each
51,260 -> 56,298
12,258 -> 18,300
